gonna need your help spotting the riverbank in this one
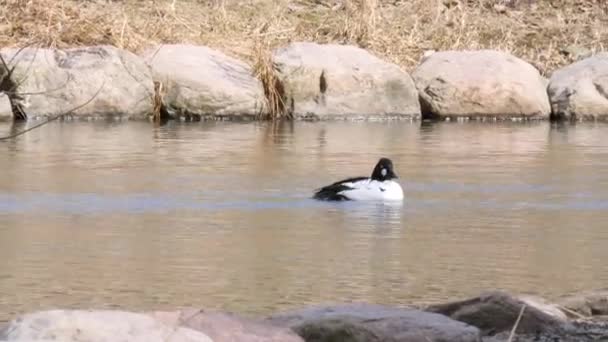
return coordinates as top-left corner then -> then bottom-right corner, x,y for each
2,290 -> 608,341
0,0 -> 607,123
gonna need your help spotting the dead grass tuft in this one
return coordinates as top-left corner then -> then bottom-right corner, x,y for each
0,0 -> 607,78
252,37 -> 289,120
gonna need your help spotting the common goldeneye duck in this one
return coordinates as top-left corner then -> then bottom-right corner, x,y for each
313,157 -> 404,201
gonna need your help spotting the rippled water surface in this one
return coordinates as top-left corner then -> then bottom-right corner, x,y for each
1,120 -> 608,321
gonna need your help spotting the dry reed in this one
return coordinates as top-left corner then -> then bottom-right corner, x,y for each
0,0 -> 606,81
252,37 -> 288,120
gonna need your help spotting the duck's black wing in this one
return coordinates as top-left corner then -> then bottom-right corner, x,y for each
313,176 -> 368,201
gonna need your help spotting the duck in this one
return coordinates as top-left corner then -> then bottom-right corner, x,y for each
313,158 -> 404,201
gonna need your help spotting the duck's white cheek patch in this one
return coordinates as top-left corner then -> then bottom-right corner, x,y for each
381,169 -> 387,177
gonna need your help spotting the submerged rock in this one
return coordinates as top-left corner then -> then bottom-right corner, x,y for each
273,42 -> 421,120
0,46 -> 155,120
150,308 -> 304,342
266,303 -> 481,342
425,291 -> 569,336
547,53 -> 608,121
0,309 -> 212,342
141,44 -> 265,120
412,50 -> 551,120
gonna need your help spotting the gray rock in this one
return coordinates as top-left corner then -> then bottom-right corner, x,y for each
482,317 -> 608,342
559,45 -> 593,61
412,50 -> 551,120
0,309 -> 212,342
266,303 -> 481,342
425,291 -> 569,336
150,308 -> 304,342
557,289 -> 608,317
0,93 -> 11,121
273,42 -> 421,120
0,46 -> 155,120
141,44 -> 265,119
547,53 -> 608,121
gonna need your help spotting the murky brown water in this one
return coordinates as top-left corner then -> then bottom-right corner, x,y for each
0,119 -> 607,321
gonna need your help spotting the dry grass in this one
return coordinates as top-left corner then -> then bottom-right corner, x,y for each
252,37 -> 288,120
0,0 -> 607,77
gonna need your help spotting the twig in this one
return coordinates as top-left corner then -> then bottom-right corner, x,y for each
0,80 -> 106,141
557,304 -> 589,320
508,304 -> 527,342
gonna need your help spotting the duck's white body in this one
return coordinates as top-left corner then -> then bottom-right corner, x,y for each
313,158 -> 405,202
332,178 -> 404,201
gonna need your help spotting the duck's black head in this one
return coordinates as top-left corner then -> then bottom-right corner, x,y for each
370,157 -> 398,181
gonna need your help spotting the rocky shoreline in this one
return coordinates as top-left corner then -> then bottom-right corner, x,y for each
1,290 -> 608,341
1,43 -> 607,124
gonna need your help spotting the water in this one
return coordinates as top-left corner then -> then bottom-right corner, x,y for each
0,119 -> 607,321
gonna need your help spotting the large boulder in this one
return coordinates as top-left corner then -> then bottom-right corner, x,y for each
0,46 -> 155,120
150,308 -> 304,342
272,42 -> 421,120
547,53 -> 608,121
0,309 -> 212,342
412,50 -> 551,120
141,44 -> 266,119
266,303 -> 481,342
425,291 -> 570,336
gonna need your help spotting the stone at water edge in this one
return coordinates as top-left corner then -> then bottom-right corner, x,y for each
547,53 -> 608,121
141,44 -> 266,119
0,93 -> 12,121
425,290 -> 570,336
266,303 -> 482,342
150,308 -> 305,342
412,49 -> 551,120
272,42 -> 422,119
0,309 -> 213,342
0,45 -> 155,120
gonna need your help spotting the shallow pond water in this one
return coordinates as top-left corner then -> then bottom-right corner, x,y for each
0,119 -> 607,321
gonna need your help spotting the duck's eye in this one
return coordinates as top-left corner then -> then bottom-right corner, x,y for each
381,168 -> 387,177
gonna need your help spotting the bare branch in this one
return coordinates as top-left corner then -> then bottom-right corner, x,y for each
0,80 -> 106,141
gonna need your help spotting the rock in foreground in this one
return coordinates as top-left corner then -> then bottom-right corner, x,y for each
141,44 -> 266,120
273,42 -> 421,120
548,53 -> 608,121
0,309 -> 212,342
0,46 -> 155,120
266,303 -> 481,342
150,308 -> 304,342
557,289 -> 608,318
425,291 -> 569,335
412,50 -> 551,120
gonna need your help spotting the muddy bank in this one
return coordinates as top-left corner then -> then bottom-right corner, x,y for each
1,44 -> 607,123
2,290 -> 608,341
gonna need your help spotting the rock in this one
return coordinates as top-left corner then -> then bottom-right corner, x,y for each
493,4 -> 507,13
425,291 -> 569,336
141,44 -> 265,120
412,50 -> 551,120
266,303 -> 481,342
0,46 -> 155,120
150,308 -> 304,342
272,42 -> 421,120
557,289 -> 608,317
547,53 -> 608,121
0,93 -> 11,121
0,309 -> 212,342
559,45 -> 593,61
